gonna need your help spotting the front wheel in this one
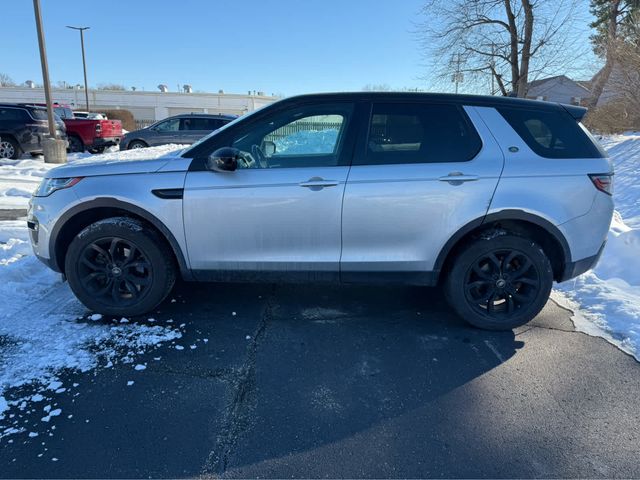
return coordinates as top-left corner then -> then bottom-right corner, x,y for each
0,138 -> 20,159
65,217 -> 176,317
128,140 -> 147,149
444,234 -> 553,330
67,135 -> 84,153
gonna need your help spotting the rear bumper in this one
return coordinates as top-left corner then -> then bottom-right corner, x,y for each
90,136 -> 121,148
559,240 -> 606,282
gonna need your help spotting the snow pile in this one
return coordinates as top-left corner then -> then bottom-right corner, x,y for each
554,132 -> 640,360
0,144 -> 186,210
0,143 -> 189,440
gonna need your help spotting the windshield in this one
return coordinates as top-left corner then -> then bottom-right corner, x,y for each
54,106 -> 74,119
30,109 -> 49,120
181,104 -> 273,156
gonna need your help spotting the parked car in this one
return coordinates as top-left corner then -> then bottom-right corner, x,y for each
120,113 -> 236,150
28,103 -> 123,153
0,103 -> 67,159
28,92 -> 613,330
73,111 -> 107,120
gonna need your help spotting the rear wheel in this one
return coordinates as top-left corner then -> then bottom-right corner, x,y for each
444,234 -> 553,330
128,140 -> 147,149
67,135 -> 84,153
0,138 -> 20,159
65,217 -> 176,317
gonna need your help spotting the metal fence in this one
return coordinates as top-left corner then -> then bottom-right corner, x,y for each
265,121 -> 342,141
134,119 -> 155,130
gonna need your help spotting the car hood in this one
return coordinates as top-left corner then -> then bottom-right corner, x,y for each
45,154 -> 186,179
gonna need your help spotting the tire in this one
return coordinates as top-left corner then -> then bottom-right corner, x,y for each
0,137 -> 20,159
128,140 -> 148,150
65,217 -> 176,317
88,146 -> 106,154
67,135 -> 84,153
444,233 -> 553,330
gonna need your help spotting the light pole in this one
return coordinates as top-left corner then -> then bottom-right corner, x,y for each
66,25 -> 90,111
33,0 -> 66,163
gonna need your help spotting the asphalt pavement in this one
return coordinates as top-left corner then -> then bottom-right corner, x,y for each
1,282 -> 639,478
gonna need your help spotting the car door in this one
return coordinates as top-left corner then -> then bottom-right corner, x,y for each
147,117 -> 181,146
183,102 -> 357,281
340,101 -> 504,283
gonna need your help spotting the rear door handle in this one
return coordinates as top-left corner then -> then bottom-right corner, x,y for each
299,177 -> 339,189
438,172 -> 479,184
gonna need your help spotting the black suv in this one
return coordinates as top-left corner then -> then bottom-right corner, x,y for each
0,103 -> 67,159
120,113 -> 237,150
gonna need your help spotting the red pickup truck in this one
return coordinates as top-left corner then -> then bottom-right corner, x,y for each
28,103 -> 123,153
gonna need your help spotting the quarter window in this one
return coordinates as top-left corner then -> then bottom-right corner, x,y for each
360,103 -> 482,165
497,107 -> 603,159
0,108 -> 28,121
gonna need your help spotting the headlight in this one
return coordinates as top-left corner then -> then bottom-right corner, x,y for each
34,177 -> 83,197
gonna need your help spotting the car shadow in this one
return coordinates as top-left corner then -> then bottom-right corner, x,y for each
167,281 -> 524,477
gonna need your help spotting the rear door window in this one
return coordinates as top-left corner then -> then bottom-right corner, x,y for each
497,107 -> 603,158
0,108 -> 29,121
359,103 -> 482,165
182,118 -> 218,130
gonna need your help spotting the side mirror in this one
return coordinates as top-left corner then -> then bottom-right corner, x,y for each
207,147 -> 240,172
262,140 -> 276,157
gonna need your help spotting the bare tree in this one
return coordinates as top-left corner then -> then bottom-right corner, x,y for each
0,73 -> 16,87
587,0 -> 640,108
608,12 -> 640,112
96,83 -> 126,91
417,0 -> 585,97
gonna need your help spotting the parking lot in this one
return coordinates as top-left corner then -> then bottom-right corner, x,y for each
0,281 -> 639,478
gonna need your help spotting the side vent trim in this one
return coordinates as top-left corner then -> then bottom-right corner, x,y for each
152,188 -> 184,199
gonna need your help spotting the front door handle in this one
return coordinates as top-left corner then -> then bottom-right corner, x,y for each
299,177 -> 339,190
438,172 -> 479,184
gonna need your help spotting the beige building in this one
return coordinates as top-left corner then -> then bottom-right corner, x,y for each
0,86 -> 277,122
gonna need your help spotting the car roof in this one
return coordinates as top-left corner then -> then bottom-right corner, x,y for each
277,91 -> 585,117
172,113 -> 237,119
0,103 -> 45,110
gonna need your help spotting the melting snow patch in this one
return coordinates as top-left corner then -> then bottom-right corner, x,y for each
134,364 -> 146,371
89,314 -> 102,321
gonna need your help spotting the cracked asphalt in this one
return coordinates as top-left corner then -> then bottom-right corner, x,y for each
1,282 -> 639,478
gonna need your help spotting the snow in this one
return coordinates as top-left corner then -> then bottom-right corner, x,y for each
0,147 -> 189,440
553,133 -> 640,360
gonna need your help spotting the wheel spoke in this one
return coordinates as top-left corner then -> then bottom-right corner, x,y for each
111,280 -> 122,304
80,255 -> 105,272
108,238 -> 119,260
121,246 -> 138,267
90,243 -> 110,262
472,264 -> 492,280
126,274 -> 150,286
82,271 -> 105,283
123,279 -> 139,298
510,258 -> 532,280
488,253 -> 503,273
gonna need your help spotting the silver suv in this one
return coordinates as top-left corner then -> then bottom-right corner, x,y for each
28,93 -> 613,330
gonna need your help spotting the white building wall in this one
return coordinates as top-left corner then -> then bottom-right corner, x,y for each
0,87 -> 277,120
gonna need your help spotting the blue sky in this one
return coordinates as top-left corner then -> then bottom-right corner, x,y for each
3,0 -> 596,96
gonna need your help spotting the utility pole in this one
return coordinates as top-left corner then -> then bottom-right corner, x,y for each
33,0 -> 66,163
66,25 -> 90,111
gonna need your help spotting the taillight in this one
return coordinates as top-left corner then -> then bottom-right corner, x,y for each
589,173 -> 613,195
95,123 -> 102,137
